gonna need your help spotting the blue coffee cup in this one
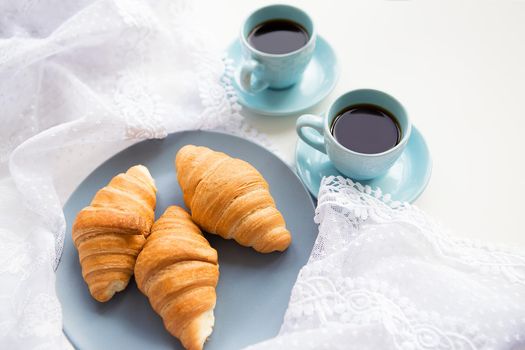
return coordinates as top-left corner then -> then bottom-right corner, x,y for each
240,5 -> 316,93
296,89 -> 412,180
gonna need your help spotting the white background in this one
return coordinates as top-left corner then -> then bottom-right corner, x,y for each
195,0 -> 525,248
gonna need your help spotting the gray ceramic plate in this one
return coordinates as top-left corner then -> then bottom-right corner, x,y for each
56,130 -> 318,350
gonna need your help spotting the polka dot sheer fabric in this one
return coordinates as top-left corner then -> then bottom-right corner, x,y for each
246,176 -> 525,350
0,1 -> 272,348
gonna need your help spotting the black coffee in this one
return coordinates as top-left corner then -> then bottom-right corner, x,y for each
248,19 -> 309,54
331,104 -> 401,154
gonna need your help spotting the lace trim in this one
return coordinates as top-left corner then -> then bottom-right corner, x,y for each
315,176 -> 525,285
283,273 -> 486,350
114,72 -> 168,139
197,52 -> 284,160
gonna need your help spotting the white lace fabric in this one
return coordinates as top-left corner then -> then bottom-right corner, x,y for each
0,1 -> 274,348
246,176 -> 525,350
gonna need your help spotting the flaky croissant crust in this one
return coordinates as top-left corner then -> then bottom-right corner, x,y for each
72,165 -> 156,302
135,206 -> 219,350
175,145 -> 291,253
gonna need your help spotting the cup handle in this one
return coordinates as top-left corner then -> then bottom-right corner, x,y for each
240,59 -> 269,93
296,114 -> 327,154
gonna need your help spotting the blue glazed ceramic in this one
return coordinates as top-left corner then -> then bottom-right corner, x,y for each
227,36 -> 339,116
296,89 -> 412,180
56,131 -> 318,350
239,4 -> 316,92
295,126 -> 432,203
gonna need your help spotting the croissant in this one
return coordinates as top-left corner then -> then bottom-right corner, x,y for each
72,165 -> 156,302
135,206 -> 219,350
175,145 -> 291,253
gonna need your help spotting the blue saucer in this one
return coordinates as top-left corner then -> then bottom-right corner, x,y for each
295,126 -> 432,202
227,36 -> 339,116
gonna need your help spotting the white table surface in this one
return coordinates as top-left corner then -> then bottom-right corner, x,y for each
195,0 -> 525,249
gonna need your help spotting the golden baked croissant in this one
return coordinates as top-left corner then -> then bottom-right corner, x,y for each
72,165 -> 156,302
135,206 -> 219,350
175,145 -> 291,253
